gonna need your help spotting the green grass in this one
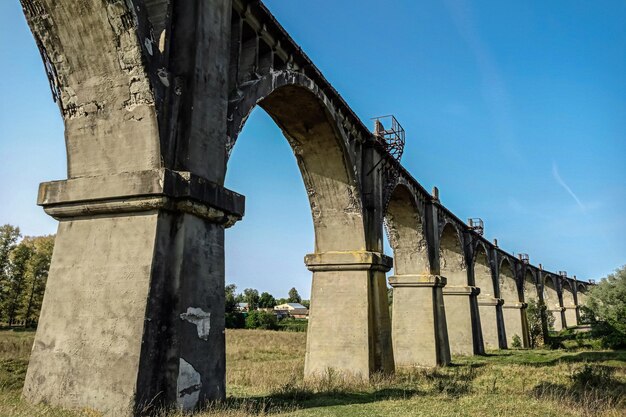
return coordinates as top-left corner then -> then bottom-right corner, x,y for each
0,329 -> 624,416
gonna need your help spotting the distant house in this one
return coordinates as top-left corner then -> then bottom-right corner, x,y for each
236,302 -> 249,312
274,303 -> 309,319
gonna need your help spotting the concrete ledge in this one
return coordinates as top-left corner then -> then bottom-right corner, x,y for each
442,285 -> 480,296
564,305 -> 578,310
38,169 -> 245,224
388,274 -> 447,288
502,301 -> 528,309
304,251 -> 393,272
478,296 -> 503,307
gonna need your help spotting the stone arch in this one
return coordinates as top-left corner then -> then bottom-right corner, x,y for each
499,258 -> 519,302
577,283 -> 588,306
385,184 -> 428,275
543,275 -> 559,306
228,71 -> 366,253
562,279 -> 576,307
523,269 -> 539,303
473,243 -> 494,296
440,223 -> 467,286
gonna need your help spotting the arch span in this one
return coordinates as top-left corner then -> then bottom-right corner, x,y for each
499,258 -> 528,347
562,279 -> 578,328
440,224 -> 482,355
474,244 -> 501,349
386,184 -> 450,367
543,275 -> 564,331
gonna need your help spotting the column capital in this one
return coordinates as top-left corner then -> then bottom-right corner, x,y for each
478,296 -> 504,306
443,285 -> 480,296
37,169 -> 245,226
304,251 -> 392,272
502,301 -> 528,309
388,274 -> 447,288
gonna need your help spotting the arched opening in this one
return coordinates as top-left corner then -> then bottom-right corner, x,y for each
385,185 -> 450,366
228,83 -> 366,252
562,280 -> 578,328
543,275 -> 563,331
228,80 -> 391,378
499,258 -> 525,347
523,270 -> 538,304
440,224 -> 477,355
385,185 -> 428,275
474,245 -> 494,296
474,245 -> 499,349
440,224 -> 467,286
577,284 -> 588,306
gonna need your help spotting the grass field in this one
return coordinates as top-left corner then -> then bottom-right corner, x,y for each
0,329 -> 624,416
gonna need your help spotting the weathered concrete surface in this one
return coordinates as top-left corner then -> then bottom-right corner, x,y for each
478,298 -> 501,349
474,248 -> 500,349
499,259 -> 529,348
20,0 -> 586,413
440,225 -> 483,355
389,275 -> 450,367
385,185 -> 450,367
304,252 -> 394,377
562,281 -> 578,328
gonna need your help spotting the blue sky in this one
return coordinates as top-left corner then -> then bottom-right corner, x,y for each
1,0 -> 624,298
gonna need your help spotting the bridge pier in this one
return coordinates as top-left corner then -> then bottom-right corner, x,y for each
23,170 -> 244,414
389,275 -> 450,367
564,306 -> 579,328
502,302 -> 529,347
304,251 -> 394,378
442,286 -> 482,355
478,297 -> 503,349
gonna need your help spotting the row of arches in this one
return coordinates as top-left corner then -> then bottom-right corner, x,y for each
385,183 -> 587,366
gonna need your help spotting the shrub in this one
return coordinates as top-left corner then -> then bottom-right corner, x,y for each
245,310 -> 278,330
277,318 -> 308,332
585,265 -> 626,349
225,312 -> 245,329
511,334 -> 522,348
527,299 -> 553,348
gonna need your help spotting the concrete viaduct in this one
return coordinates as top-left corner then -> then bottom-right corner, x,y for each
19,0 -> 592,415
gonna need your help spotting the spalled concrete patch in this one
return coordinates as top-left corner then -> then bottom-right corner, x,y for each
177,358 -> 202,411
180,307 -> 211,340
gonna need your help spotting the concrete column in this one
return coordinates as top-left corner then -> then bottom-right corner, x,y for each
564,306 -> 579,328
548,307 -> 565,331
478,297 -> 503,349
502,302 -> 528,347
23,170 -> 244,415
389,275 -> 450,367
442,286 -> 481,356
304,251 -> 394,378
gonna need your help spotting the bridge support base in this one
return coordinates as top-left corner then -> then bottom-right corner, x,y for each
502,302 -> 529,348
388,275 -> 450,367
442,286 -> 483,356
478,297 -> 503,350
23,170 -> 244,416
304,251 -> 394,378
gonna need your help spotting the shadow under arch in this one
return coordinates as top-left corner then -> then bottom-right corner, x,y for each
227,70 -> 393,377
385,183 -> 450,367
473,243 -> 501,349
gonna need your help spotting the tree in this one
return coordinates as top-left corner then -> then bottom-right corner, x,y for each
258,292 -> 276,309
19,235 -> 54,326
0,225 -> 21,313
243,288 -> 260,311
288,287 -> 301,304
245,310 -> 278,330
225,284 -> 238,313
3,240 -> 33,325
585,265 -> 626,348
300,300 -> 310,309
527,299 -> 553,348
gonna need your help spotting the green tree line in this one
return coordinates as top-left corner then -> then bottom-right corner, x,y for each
0,224 -> 54,327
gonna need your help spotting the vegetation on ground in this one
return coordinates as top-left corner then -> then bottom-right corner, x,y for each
0,329 -> 624,417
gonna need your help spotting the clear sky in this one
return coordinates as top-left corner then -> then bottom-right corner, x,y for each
1,1 -> 624,299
